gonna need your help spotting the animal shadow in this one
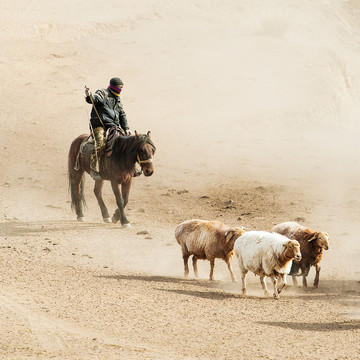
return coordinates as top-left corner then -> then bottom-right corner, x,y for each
257,320 -> 360,332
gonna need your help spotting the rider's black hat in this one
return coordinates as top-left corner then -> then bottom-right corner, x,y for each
110,77 -> 123,86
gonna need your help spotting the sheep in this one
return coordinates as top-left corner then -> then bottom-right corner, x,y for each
271,221 -> 329,288
175,219 -> 246,282
234,231 -> 301,299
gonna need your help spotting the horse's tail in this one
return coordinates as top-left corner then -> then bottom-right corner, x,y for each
68,169 -> 86,211
68,135 -> 87,212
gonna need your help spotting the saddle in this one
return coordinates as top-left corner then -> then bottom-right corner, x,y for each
74,127 -> 125,170
80,126 -> 125,154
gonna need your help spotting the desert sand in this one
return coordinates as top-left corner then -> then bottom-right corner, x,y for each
1,1 -> 360,359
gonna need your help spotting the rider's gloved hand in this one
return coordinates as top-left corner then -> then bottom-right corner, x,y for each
84,86 -> 90,97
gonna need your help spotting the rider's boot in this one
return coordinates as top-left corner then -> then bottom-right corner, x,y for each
90,152 -> 102,181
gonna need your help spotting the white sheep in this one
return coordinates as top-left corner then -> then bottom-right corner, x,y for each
234,231 -> 301,299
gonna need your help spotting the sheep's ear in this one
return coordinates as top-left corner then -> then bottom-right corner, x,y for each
225,228 -> 236,242
234,226 -> 246,235
147,131 -> 151,139
284,241 -> 297,249
308,233 -> 317,242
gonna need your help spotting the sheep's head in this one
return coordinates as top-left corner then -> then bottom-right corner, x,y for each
284,240 -> 301,261
224,227 -> 246,246
309,232 -> 329,250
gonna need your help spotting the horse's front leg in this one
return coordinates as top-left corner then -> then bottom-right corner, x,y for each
121,180 -> 131,208
110,181 -> 131,227
93,180 -> 111,223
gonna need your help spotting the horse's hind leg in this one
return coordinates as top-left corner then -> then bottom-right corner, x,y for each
93,180 -> 111,223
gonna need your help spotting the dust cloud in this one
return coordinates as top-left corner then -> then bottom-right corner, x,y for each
127,2 -> 360,278
1,1 -> 360,275
145,2 -> 360,279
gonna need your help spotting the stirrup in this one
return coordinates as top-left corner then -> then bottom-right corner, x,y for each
133,169 -> 142,177
90,169 -> 102,180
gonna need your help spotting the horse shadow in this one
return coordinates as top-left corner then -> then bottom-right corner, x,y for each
0,220 -> 117,237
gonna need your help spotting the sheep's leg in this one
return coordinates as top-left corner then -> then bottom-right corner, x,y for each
314,263 -> 320,288
225,257 -> 236,282
241,270 -> 248,295
292,276 -> 298,287
270,274 -> 279,300
192,256 -> 199,278
260,276 -> 271,297
183,254 -> 190,277
301,265 -> 308,288
209,258 -> 215,281
277,274 -> 287,294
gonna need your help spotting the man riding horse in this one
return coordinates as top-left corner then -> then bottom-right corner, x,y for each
85,77 -> 141,180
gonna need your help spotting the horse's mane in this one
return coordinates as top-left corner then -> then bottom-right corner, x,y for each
109,134 -> 156,173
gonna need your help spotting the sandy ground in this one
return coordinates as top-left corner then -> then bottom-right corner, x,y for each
1,1 -> 360,359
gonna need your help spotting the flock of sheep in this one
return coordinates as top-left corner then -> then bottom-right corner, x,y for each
175,220 -> 330,299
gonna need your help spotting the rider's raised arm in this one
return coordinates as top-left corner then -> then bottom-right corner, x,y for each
85,89 -> 105,105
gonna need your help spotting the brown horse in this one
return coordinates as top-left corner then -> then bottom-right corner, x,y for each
68,130 -> 156,227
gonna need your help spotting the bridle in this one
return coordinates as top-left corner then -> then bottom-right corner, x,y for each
136,137 -> 155,165
137,154 -> 153,165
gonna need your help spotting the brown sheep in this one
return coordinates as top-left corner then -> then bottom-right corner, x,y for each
175,219 -> 245,282
272,221 -> 329,288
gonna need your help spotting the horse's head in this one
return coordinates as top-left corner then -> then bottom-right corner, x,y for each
135,131 -> 156,177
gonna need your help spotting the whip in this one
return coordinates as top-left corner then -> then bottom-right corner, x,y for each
84,85 -> 102,171
85,85 -> 105,128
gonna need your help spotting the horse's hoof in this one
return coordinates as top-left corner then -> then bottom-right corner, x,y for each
77,216 -> 86,222
111,216 -> 119,224
103,217 -> 112,223
122,223 -> 132,229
